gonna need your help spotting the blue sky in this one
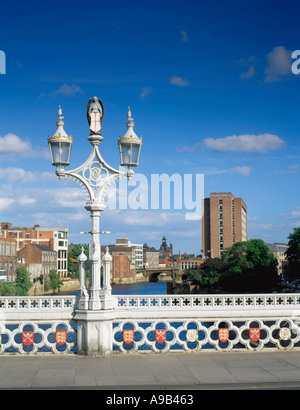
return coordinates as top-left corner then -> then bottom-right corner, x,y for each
0,0 -> 300,254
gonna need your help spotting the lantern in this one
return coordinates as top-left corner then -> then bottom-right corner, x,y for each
48,106 -> 73,168
118,107 -> 142,169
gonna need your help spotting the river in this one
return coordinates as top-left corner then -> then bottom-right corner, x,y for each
67,281 -> 168,297
111,281 -> 167,295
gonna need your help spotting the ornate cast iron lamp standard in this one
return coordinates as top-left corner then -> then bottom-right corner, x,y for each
48,97 -> 142,310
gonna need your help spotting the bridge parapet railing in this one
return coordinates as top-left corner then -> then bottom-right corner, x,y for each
0,293 -> 300,355
0,296 -> 77,355
112,293 -> 300,354
0,295 -> 77,311
114,293 -> 300,311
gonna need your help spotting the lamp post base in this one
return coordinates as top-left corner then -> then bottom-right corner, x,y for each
101,294 -> 114,310
75,309 -> 114,356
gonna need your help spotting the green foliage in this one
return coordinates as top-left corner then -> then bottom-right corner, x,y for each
285,227 -> 300,278
0,282 -> 17,296
69,244 -> 89,260
187,258 -> 223,288
15,265 -> 32,295
0,265 -> 33,296
68,244 -> 89,277
219,239 -> 279,292
186,239 -> 279,293
49,269 -> 63,293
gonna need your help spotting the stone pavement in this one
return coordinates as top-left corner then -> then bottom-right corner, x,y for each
1,350 -> 300,390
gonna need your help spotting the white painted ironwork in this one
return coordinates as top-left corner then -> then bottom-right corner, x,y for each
49,98 -> 140,311
0,295 -> 76,311
114,293 -> 300,310
0,293 -> 299,354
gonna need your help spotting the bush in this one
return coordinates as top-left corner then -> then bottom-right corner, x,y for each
0,282 -> 17,296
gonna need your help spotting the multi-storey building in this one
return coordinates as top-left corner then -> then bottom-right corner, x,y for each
115,238 -> 143,269
34,226 -> 68,278
143,247 -> 160,269
18,244 -> 57,283
0,237 -> 18,281
101,244 -> 136,283
0,223 -> 68,278
202,192 -> 247,258
266,243 -> 289,278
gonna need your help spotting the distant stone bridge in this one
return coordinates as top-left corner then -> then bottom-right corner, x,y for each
136,267 -> 180,282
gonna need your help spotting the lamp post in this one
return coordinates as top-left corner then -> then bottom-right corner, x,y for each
48,97 -> 142,311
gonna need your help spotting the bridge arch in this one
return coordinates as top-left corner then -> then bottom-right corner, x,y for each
136,268 -> 180,282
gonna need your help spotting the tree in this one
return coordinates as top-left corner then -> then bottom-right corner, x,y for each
68,244 -> 89,277
187,258 -> 223,288
219,239 -> 279,292
285,227 -> 300,278
49,269 -> 63,293
15,265 -> 32,295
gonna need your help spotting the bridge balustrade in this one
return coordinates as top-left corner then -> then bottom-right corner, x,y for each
0,293 -> 299,355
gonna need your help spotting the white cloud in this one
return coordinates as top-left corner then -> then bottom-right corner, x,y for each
203,133 -> 285,153
279,207 -> 300,220
121,210 -> 186,227
0,168 -> 56,183
286,164 -> 299,173
0,134 -> 31,155
0,198 -> 14,211
240,65 -> 256,79
43,187 -> 85,209
177,142 -> 202,152
170,76 -> 189,87
0,134 -> 49,159
264,46 -> 292,82
49,83 -> 84,97
140,86 -> 151,100
230,166 -> 252,176
18,195 -> 36,206
180,30 -> 189,43
0,167 -> 36,182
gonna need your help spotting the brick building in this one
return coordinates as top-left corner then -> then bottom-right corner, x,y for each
101,245 -> 136,283
202,192 -> 247,258
0,237 -> 17,281
18,244 -> 57,283
0,223 -> 68,278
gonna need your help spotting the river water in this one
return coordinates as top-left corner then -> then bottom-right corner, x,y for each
111,281 -> 167,295
67,281 -> 168,296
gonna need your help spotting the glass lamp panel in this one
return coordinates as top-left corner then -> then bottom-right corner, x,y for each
60,141 -> 71,164
131,143 -> 141,165
120,143 -> 131,166
49,141 -> 60,165
49,140 -> 71,166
